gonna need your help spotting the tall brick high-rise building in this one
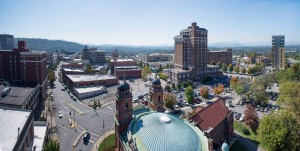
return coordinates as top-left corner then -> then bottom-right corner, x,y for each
271,35 -> 285,70
0,41 -> 47,100
171,22 -> 221,83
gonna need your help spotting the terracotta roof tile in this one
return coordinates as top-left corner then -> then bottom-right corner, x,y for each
189,98 -> 230,131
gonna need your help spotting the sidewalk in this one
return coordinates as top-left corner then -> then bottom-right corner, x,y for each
92,130 -> 115,151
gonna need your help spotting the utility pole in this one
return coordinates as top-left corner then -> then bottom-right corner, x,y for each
103,118 -> 105,150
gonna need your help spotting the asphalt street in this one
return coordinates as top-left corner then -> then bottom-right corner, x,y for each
51,66 -> 116,151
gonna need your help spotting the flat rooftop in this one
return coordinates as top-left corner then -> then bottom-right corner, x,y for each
209,49 -> 231,52
0,85 -> 36,106
171,68 -> 190,73
63,68 -> 84,72
0,108 -> 31,151
110,58 -> 134,62
115,66 -> 139,69
66,74 -> 117,82
32,122 -> 47,151
75,86 -> 106,93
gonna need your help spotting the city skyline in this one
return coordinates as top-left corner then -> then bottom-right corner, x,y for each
0,0 -> 299,46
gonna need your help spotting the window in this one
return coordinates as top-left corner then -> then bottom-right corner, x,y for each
125,103 -> 129,109
158,96 -> 161,102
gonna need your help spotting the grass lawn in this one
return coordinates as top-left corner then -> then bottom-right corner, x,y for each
234,121 -> 259,144
230,140 -> 249,151
98,134 -> 115,151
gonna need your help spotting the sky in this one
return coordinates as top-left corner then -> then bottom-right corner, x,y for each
0,0 -> 299,46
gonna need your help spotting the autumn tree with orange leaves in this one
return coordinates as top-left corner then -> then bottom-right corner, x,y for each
200,87 -> 209,100
213,84 -> 224,96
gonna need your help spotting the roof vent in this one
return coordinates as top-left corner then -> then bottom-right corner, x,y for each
1,87 -> 11,97
160,115 -> 171,123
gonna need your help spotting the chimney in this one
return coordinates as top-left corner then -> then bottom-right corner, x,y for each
18,41 -> 27,49
192,22 -> 197,26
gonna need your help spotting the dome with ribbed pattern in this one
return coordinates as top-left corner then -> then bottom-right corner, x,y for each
128,112 -> 202,151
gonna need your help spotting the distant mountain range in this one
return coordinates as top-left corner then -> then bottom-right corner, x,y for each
14,38 -> 299,54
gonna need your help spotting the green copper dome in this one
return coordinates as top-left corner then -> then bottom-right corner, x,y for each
129,112 -> 202,151
152,78 -> 161,85
118,81 -> 130,91
221,141 -> 229,151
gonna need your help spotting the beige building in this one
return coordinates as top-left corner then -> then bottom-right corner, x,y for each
272,35 -> 286,70
144,53 -> 173,62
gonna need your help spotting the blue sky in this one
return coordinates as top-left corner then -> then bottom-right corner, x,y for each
0,0 -> 299,46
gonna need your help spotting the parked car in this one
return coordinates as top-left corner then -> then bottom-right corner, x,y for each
67,90 -> 70,93
83,132 -> 91,143
133,98 -> 138,103
138,95 -> 144,100
58,111 -> 63,118
144,92 -> 149,96
239,114 -> 245,122
177,94 -> 182,98
129,79 -> 135,82
194,98 -> 202,104
235,113 -> 242,120
176,102 -> 184,107
73,97 -> 77,101
52,105 -> 56,109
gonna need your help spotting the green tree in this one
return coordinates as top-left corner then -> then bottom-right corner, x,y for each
247,66 -> 253,74
234,65 -> 240,73
171,83 -> 176,90
187,95 -> 194,104
139,60 -> 143,67
164,85 -> 171,92
158,72 -> 168,81
44,140 -> 60,151
222,63 -> 227,72
241,67 -> 246,74
48,69 -> 56,86
164,93 -> 176,110
177,83 -> 182,90
159,64 -> 163,72
84,64 -> 94,74
185,85 -> 194,97
258,111 -> 300,151
217,61 -> 222,68
182,82 -> 188,88
228,64 -> 234,73
142,65 -> 151,80
278,81 -> 300,120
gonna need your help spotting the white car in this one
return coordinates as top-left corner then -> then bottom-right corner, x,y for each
239,114 -> 245,122
58,111 -> 63,119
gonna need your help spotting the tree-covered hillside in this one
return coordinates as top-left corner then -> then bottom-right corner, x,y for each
14,38 -> 84,52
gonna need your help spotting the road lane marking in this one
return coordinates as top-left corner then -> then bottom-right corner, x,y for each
106,106 -> 113,110
111,122 -> 115,130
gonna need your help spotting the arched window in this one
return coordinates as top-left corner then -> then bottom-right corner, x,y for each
125,103 -> 128,109
158,95 -> 161,102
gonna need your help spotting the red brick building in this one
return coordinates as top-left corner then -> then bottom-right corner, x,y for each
0,41 -> 47,100
110,59 -> 135,67
171,22 -> 222,83
208,49 -> 232,65
189,99 -> 234,150
114,66 -> 142,79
